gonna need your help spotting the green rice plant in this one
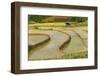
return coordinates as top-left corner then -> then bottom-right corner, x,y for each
62,51 -> 88,59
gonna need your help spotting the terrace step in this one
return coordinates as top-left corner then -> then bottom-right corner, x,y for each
29,34 -> 50,46
28,29 -> 70,60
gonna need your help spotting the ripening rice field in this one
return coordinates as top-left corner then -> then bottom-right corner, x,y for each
28,22 -> 88,60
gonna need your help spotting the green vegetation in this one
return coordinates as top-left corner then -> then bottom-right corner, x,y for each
29,22 -> 66,27
28,15 -> 50,23
67,17 -> 87,23
28,21 -> 87,30
76,21 -> 88,26
62,51 -> 88,59
29,51 -> 88,60
28,15 -> 88,25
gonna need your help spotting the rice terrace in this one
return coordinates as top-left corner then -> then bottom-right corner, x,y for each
28,15 -> 88,60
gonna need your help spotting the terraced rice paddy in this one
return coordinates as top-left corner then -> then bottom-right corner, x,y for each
28,26 -> 88,60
